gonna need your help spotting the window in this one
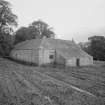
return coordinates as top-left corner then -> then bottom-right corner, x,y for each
49,55 -> 54,59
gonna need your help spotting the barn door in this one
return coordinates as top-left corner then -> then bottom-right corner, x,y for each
76,58 -> 80,66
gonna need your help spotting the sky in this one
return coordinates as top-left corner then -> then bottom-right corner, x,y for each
7,0 -> 105,42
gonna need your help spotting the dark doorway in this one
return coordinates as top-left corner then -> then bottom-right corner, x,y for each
76,58 -> 80,66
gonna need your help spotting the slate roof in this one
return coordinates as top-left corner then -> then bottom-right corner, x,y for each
14,39 -> 42,50
13,38 -> 93,59
42,38 -> 92,59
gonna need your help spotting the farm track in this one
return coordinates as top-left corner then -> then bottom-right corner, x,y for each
61,70 -> 105,87
67,69 -> 105,81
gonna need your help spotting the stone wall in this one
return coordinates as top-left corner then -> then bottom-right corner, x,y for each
66,58 -> 76,66
10,49 -> 39,64
66,57 -> 93,66
80,57 -> 93,66
39,48 -> 55,65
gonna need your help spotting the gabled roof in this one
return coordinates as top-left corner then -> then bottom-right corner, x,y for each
13,38 -> 92,59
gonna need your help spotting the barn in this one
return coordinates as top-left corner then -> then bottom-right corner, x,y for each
10,38 -> 93,66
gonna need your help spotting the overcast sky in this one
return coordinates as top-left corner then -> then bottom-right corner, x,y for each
7,0 -> 105,42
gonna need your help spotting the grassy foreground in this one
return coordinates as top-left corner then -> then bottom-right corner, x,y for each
0,58 -> 105,105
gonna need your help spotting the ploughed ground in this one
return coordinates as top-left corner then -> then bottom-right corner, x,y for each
0,58 -> 105,105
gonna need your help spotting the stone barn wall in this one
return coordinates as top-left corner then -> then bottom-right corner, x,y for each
80,57 -> 93,66
66,58 -> 77,66
39,48 -> 55,65
10,49 -> 39,64
66,57 -> 93,66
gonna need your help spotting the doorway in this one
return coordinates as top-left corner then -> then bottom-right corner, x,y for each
76,58 -> 80,66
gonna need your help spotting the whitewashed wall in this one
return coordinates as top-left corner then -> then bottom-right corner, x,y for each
80,57 -> 93,66
39,48 -> 55,65
66,58 -> 76,66
10,49 -> 93,66
10,49 -> 39,64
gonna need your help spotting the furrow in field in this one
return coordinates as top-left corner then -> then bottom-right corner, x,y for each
42,70 -> 105,97
31,70 -> 96,97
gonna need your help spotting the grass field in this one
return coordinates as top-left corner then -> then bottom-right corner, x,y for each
0,58 -> 105,105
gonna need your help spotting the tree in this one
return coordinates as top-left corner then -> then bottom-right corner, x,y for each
88,36 -> 105,60
0,0 -> 18,57
15,20 -> 55,44
14,27 -> 28,44
0,0 -> 17,32
80,36 -> 105,61
29,20 -> 55,38
0,34 -> 14,56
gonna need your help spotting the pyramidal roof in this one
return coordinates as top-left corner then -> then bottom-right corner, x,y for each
13,38 -> 92,59
14,39 -> 41,50
14,38 -> 75,50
